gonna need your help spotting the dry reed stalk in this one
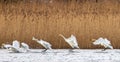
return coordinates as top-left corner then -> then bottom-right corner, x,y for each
0,0 -> 120,49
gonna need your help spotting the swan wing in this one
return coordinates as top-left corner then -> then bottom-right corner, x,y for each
21,42 -> 29,50
41,40 -> 52,49
12,40 -> 20,49
70,35 -> 78,46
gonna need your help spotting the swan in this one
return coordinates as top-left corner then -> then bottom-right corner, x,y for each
21,42 -> 30,52
32,37 -> 52,52
1,43 -> 12,49
1,41 -> 20,53
8,40 -> 21,53
59,34 -> 79,52
92,37 -> 113,51
2,40 -> 30,53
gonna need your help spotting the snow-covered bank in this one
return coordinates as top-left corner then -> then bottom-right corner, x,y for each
0,49 -> 120,62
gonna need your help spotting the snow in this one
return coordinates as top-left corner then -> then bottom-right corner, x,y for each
0,49 -> 120,62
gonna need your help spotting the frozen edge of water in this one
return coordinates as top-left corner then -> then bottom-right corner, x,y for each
0,49 -> 120,62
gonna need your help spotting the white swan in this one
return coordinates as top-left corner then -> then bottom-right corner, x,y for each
32,37 -> 52,52
1,43 -> 12,49
9,40 -> 21,53
21,42 -> 30,52
1,41 -> 20,53
2,40 -> 30,53
92,37 -> 113,51
59,34 -> 79,52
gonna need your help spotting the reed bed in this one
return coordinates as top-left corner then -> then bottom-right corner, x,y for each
0,0 -> 120,49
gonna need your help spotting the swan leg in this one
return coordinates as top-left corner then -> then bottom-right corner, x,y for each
42,49 -> 48,52
102,48 -> 107,51
69,46 -> 78,52
74,46 -> 79,49
69,49 -> 74,53
15,50 -> 20,53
